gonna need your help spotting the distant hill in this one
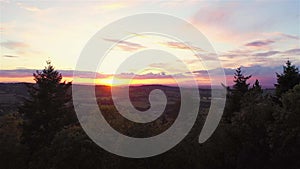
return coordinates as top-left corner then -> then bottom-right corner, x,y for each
0,83 -> 275,116
0,83 -> 29,115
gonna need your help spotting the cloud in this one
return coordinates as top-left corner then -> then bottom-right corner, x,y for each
253,51 -> 280,57
17,2 -> 42,12
103,38 -> 145,52
0,64 -> 293,88
190,2 -> 299,48
192,65 -> 285,87
195,53 -> 219,61
112,71 -> 184,80
0,69 -> 107,78
280,33 -> 300,40
124,73 -> 172,80
0,41 -> 30,50
283,48 -> 300,55
0,69 -> 34,78
2,55 -> 19,58
0,40 -> 45,59
245,40 -> 275,47
192,3 -> 236,26
149,63 -> 168,68
251,48 -> 300,57
162,41 -> 204,51
192,70 -> 208,76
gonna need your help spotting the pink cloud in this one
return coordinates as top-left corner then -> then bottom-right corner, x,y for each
162,41 -> 204,51
103,38 -> 145,51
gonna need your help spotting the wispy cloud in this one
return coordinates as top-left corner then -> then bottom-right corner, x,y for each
116,72 -> 172,80
0,69 -> 34,78
149,63 -> 168,68
162,41 -> 204,51
0,40 -> 44,59
17,2 -> 42,12
245,40 -> 275,47
283,48 -> 300,55
0,69 -> 109,79
279,33 -> 300,40
253,51 -> 280,57
103,38 -> 145,52
195,53 -> 219,61
2,55 -> 19,58
251,48 -> 300,57
0,41 -> 30,50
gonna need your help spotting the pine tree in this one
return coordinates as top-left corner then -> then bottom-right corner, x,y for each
275,60 -> 300,97
233,67 -> 252,95
251,79 -> 263,94
230,67 -> 252,111
223,67 -> 252,122
19,61 -> 75,152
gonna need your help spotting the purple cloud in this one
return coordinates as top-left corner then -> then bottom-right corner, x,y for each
251,48 -> 300,57
280,33 -> 300,40
0,69 -> 109,79
283,48 -> 300,55
253,51 -> 280,57
245,40 -> 275,47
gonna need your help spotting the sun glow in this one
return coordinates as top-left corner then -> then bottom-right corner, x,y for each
95,76 -> 178,86
95,76 -> 133,86
94,75 -> 213,87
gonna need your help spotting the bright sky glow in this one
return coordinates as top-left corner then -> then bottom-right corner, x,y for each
1,0 -> 299,87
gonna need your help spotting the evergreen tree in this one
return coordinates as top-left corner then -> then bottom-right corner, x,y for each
268,84 -> 300,169
19,61 -> 75,153
227,67 -> 252,113
233,67 -> 252,94
275,60 -> 300,97
250,79 -> 263,94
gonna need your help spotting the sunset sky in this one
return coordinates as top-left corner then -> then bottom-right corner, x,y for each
1,0 -> 299,87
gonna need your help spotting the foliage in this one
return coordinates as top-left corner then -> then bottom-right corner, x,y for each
27,125 -> 120,169
19,61 -> 76,156
224,67 -> 252,122
233,67 -> 252,95
268,84 -> 300,169
0,113 -> 28,169
275,60 -> 300,97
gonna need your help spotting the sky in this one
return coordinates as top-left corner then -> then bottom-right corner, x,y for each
1,0 -> 300,87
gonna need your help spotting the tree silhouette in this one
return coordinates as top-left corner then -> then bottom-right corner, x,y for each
225,67 -> 252,115
250,79 -> 263,94
233,67 -> 252,94
19,61 -> 75,153
275,60 -> 300,97
268,84 -> 300,169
